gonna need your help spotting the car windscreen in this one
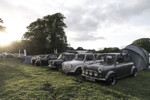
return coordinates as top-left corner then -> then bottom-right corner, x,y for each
63,55 -> 74,60
44,55 -> 49,59
100,55 -> 116,65
57,54 -> 65,60
46,54 -> 58,59
74,54 -> 85,61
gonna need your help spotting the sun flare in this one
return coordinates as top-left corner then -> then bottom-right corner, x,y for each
0,33 -> 14,46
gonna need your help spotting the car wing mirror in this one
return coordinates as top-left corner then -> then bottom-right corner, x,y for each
115,62 -> 119,65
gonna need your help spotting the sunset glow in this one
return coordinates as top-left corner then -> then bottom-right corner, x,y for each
0,32 -> 16,46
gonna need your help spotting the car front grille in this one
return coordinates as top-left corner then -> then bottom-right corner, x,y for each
62,64 -> 69,70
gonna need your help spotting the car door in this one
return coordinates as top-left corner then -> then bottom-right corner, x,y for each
115,56 -> 128,77
123,55 -> 133,75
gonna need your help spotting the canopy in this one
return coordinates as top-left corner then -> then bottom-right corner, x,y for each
123,44 -> 149,71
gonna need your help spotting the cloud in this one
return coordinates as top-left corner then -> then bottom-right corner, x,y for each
73,33 -> 105,41
1,0 -> 150,49
63,0 -> 150,43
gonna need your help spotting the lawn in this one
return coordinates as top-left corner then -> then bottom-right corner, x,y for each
0,58 -> 150,100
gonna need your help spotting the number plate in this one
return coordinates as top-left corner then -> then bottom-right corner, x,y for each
86,77 -> 95,82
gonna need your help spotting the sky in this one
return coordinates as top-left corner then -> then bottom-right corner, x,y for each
0,0 -> 150,50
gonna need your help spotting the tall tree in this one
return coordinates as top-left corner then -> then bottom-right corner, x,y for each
0,18 -> 5,31
132,38 -> 150,52
23,13 -> 68,54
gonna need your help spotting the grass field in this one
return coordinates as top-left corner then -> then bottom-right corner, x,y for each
0,58 -> 150,100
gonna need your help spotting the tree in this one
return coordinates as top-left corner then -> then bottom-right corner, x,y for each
132,38 -> 150,52
67,46 -> 74,50
77,47 -> 84,50
0,18 -> 5,31
23,13 -> 68,54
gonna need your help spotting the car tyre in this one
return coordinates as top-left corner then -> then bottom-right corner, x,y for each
57,66 -> 62,72
75,67 -> 82,75
82,76 -> 86,80
106,74 -> 116,85
39,61 -> 42,66
131,69 -> 137,77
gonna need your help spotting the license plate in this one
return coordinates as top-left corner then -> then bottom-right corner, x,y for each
86,77 -> 95,82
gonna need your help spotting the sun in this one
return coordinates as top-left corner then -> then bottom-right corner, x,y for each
0,33 -> 14,46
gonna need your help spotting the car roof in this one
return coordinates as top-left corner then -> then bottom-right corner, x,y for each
97,53 -> 127,56
62,52 -> 75,55
76,53 -> 94,55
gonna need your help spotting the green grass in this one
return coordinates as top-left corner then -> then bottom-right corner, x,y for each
0,58 -> 150,100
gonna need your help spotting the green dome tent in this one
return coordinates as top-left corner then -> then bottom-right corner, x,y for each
123,44 -> 149,71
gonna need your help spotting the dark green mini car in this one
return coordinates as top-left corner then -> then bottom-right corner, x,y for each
82,53 -> 137,85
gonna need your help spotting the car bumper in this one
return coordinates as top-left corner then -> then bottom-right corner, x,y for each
62,69 -> 69,73
82,74 -> 106,81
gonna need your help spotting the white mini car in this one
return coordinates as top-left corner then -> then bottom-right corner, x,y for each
62,53 -> 95,75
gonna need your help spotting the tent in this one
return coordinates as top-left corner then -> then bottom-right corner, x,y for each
123,44 -> 149,71
22,56 -> 32,63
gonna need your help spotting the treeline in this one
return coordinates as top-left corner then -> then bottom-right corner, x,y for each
0,41 -> 121,54
1,38 -> 150,54
0,14 -> 150,54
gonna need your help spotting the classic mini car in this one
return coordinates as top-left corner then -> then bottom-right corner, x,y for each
48,53 -> 75,71
31,55 -> 45,65
62,53 -> 95,75
35,54 -> 59,66
81,53 -> 137,85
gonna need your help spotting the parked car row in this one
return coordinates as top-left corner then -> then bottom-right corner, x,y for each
31,54 -> 59,66
30,52 -> 138,85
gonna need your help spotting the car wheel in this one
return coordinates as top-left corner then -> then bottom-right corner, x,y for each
106,74 -> 116,85
75,67 -> 82,75
35,62 -> 40,66
35,63 -> 37,66
32,62 -> 34,65
131,69 -> 137,77
56,66 -> 62,71
40,61 -> 42,66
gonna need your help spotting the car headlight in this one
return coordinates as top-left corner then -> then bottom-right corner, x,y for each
82,69 -> 84,74
85,70 -> 88,74
89,71 -> 93,75
81,66 -> 86,71
62,63 -> 64,66
94,72 -> 98,76
98,68 -> 103,73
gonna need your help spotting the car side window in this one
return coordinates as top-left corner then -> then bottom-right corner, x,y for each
71,55 -> 75,60
64,55 -> 75,61
86,55 -> 94,61
124,55 -> 132,62
96,55 -> 102,60
116,56 -> 124,64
